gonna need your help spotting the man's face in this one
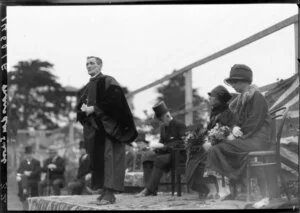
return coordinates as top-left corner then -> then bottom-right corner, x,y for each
209,96 -> 221,108
159,112 -> 172,125
86,57 -> 101,77
25,153 -> 32,160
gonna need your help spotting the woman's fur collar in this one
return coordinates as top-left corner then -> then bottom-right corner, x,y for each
229,84 -> 260,113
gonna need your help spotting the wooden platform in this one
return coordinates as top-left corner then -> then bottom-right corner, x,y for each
27,193 -> 250,211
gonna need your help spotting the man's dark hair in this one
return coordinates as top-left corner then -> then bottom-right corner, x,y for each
87,56 -> 102,66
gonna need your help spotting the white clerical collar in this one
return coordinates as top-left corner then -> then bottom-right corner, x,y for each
90,72 -> 102,80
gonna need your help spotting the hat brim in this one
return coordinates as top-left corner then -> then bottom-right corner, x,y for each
224,77 -> 251,85
154,113 -> 164,120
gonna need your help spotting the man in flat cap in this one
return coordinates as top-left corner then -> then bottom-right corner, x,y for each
76,56 -> 137,205
16,145 -> 41,201
136,101 -> 186,196
67,141 -> 91,195
39,146 -> 65,196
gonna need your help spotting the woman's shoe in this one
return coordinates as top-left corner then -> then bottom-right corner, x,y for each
135,188 -> 155,197
222,179 -> 237,200
198,192 -> 208,200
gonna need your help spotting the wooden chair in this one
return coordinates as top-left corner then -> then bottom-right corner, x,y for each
245,107 -> 291,202
171,147 -> 187,197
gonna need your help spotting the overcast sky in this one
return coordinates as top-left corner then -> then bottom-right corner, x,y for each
7,4 -> 298,119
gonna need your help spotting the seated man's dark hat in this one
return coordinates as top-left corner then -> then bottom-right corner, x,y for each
152,101 -> 169,119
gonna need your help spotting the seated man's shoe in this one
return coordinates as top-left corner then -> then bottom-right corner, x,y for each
97,190 -> 105,201
151,191 -> 157,196
135,188 -> 155,197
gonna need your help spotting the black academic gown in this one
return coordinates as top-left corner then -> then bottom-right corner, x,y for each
76,74 -> 137,191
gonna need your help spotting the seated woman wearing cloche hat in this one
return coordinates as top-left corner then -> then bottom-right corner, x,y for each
186,85 -> 235,199
204,64 -> 271,200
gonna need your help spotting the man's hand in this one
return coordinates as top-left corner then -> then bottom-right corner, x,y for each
85,106 -> 95,116
48,164 -> 57,170
85,173 -> 92,181
24,171 -> 32,176
80,103 -> 88,112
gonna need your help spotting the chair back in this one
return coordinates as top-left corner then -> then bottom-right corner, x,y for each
269,107 -> 289,162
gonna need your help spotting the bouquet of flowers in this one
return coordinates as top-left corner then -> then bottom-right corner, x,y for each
208,124 -> 244,145
207,123 -> 231,145
184,127 -> 206,155
227,126 -> 243,140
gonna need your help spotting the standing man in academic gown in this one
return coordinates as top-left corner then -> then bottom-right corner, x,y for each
76,56 -> 138,205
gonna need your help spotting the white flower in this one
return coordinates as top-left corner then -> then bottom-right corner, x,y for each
202,141 -> 212,151
226,133 -> 235,141
232,126 -> 243,138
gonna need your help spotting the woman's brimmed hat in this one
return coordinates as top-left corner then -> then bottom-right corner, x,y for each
224,64 -> 253,85
152,101 -> 169,119
208,85 -> 232,103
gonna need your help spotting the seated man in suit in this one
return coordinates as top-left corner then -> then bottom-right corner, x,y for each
39,146 -> 65,196
67,141 -> 91,195
136,101 -> 186,196
16,145 -> 41,201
